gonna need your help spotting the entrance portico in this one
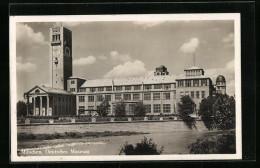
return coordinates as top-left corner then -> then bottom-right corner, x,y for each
25,85 -> 76,116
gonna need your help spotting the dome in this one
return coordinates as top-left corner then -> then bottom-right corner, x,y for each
216,75 -> 226,82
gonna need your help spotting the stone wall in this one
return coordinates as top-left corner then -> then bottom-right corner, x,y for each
17,121 -> 208,134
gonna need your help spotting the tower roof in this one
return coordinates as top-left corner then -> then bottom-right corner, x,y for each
216,75 -> 226,82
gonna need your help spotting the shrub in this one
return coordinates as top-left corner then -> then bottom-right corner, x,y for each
188,131 -> 236,154
119,137 -> 164,155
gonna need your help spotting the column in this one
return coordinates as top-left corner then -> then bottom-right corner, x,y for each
40,96 -> 42,116
47,96 -> 49,116
51,96 -> 55,116
33,97 -> 36,116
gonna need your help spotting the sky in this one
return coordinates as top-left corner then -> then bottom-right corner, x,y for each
16,20 -> 235,101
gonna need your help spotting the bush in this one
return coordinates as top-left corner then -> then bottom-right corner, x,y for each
188,131 -> 236,154
119,137 -> 164,155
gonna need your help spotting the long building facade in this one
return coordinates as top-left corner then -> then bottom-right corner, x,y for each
24,26 -> 226,117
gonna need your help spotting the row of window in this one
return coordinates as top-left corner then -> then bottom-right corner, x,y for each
79,104 -> 173,113
78,84 -> 175,93
180,91 -> 206,99
178,79 -> 208,87
78,92 -> 175,102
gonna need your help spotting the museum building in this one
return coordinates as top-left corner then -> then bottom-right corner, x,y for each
24,26 -> 226,117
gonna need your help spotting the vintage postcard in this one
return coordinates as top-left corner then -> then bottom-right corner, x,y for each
10,14 -> 241,162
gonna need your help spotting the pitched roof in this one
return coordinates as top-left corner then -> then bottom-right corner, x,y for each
26,85 -> 74,95
80,75 -> 177,88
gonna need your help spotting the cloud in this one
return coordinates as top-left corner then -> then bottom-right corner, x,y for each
104,60 -> 149,79
222,33 -> 234,48
73,56 -> 96,65
179,38 -> 200,54
16,23 -> 48,46
97,55 -> 107,61
53,22 -> 86,27
133,21 -> 166,29
110,51 -> 132,62
17,62 -> 37,72
205,59 -> 235,96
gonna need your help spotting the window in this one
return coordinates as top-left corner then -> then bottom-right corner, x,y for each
191,91 -> 194,98
79,88 -> 86,92
79,106 -> 85,113
90,88 -> 95,92
173,83 -> 176,88
202,91 -> 205,98
145,104 -> 151,113
79,96 -> 85,102
185,80 -> 191,87
115,94 -> 122,100
97,87 -> 104,92
173,90 -> 176,99
125,86 -> 131,90
178,81 -> 184,87
71,80 -> 75,84
196,91 -> 200,98
193,80 -> 199,87
129,104 -> 135,114
153,104 -> 161,113
133,94 -> 140,100
115,86 -> 122,91
153,93 -> 161,100
144,85 -> 151,90
163,93 -> 170,100
201,79 -> 208,86
106,86 -> 112,91
97,95 -> 103,101
134,85 -> 141,90
164,84 -> 171,90
144,93 -> 151,100
70,88 -> 75,92
88,106 -> 94,110
180,92 -> 184,98
154,84 -> 162,89
185,91 -> 189,96
105,95 -> 111,101
123,94 -> 131,101
88,95 -> 94,102
163,104 -> 171,113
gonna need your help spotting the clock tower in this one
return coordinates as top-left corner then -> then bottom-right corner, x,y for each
49,27 -> 72,90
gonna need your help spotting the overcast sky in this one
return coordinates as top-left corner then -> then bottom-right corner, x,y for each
16,20 -> 235,101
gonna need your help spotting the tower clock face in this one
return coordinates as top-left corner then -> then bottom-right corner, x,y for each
65,47 -> 70,56
52,46 -> 60,56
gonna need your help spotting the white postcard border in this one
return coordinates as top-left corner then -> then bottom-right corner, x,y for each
10,13 -> 241,162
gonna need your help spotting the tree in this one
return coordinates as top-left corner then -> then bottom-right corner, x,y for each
198,96 -> 215,130
178,95 -> 196,129
119,137 -> 164,155
134,102 -> 146,117
17,101 -> 27,117
114,100 -> 126,117
199,94 -> 235,130
97,98 -> 110,117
